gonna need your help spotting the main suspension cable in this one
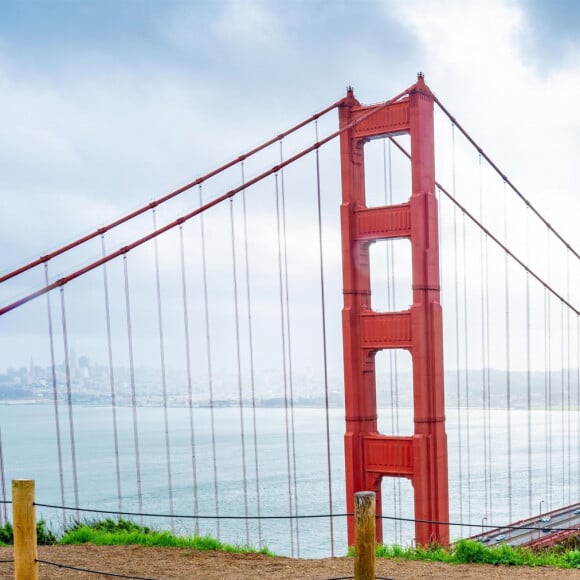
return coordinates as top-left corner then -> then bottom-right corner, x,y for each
0,99 -> 346,285
1,84 -> 416,318
387,136 -> 579,315
433,97 -> 580,263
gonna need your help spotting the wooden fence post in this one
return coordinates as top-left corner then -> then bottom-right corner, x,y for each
12,480 -> 38,580
354,491 -> 375,580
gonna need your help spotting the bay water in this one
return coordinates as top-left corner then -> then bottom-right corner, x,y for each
0,404 -> 577,557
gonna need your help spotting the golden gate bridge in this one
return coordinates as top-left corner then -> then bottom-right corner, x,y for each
0,75 -> 578,556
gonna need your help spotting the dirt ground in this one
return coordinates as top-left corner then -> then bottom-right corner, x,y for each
1,545 -> 579,579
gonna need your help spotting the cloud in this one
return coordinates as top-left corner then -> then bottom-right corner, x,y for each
389,0 -> 580,249
213,0 -> 286,50
0,0 -> 578,374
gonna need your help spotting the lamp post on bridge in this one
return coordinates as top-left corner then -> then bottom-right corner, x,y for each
539,499 -> 545,516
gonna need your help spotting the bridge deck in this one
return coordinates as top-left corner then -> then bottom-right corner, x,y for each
469,502 -> 580,549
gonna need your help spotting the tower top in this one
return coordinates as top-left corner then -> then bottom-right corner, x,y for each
411,72 -> 433,97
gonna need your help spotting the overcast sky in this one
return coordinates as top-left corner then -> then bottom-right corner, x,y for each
1,0 -> 579,374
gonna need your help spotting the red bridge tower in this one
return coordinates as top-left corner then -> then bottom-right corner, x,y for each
340,75 -> 449,547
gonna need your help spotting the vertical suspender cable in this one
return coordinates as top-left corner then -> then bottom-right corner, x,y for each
577,315 -> 579,500
240,162 -> 263,545
451,124 -> 464,534
543,285 -> 550,506
152,209 -> 175,528
437,179 -> 450,531
44,264 -> 66,523
393,148 -> 403,545
484,234 -> 494,517
59,286 -> 80,518
484,233 -> 493,518
383,140 -> 397,544
502,182 -> 513,525
560,300 -> 565,507
461,211 -> 472,526
386,139 -> 402,543
0,428 -> 7,523
546,232 -> 553,509
274,172 -> 295,557
123,254 -> 143,522
478,155 -> 489,520
199,184 -> 221,538
229,197 -> 250,544
315,120 -> 335,555
178,224 -> 199,535
565,249 -> 571,505
279,141 -> 300,555
101,235 -> 123,513
525,207 -> 532,516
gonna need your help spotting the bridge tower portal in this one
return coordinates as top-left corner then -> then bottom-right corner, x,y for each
339,75 -> 450,547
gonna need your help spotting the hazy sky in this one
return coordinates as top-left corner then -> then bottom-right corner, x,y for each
1,0 -> 579,373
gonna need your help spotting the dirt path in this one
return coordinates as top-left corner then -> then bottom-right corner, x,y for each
1,545 -> 579,579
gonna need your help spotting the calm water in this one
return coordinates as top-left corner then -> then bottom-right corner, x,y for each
0,404 -> 577,557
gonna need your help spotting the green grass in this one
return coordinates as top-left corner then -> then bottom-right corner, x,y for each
0,518 -> 273,556
353,538 -> 580,569
2,518 -> 579,568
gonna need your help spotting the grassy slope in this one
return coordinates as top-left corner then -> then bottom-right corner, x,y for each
0,519 -> 578,568
0,518 -> 272,556
60,519 -> 273,555
371,539 -> 580,569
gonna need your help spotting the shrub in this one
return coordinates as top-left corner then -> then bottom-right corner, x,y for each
0,520 -> 56,545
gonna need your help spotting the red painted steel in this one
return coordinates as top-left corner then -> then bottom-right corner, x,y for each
339,75 -> 450,547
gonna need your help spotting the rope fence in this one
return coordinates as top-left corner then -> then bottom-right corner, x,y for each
26,502 -> 580,533
3,558 -> 397,580
1,497 -> 580,533
2,482 -> 579,580
37,559 -> 162,580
